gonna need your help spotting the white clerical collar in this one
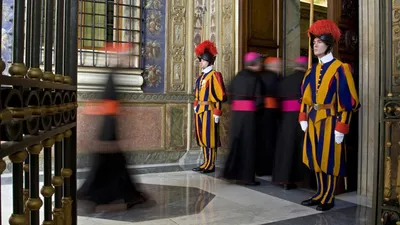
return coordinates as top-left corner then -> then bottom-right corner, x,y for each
318,52 -> 334,64
202,65 -> 213,74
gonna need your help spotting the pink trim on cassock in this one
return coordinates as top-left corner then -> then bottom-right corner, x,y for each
231,100 -> 256,111
281,100 -> 301,112
295,56 -> 308,64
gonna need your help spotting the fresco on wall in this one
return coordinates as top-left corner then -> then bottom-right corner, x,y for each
1,0 -> 14,75
142,0 -> 166,93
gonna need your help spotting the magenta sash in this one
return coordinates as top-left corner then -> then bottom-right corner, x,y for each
281,100 -> 301,112
231,100 -> 256,111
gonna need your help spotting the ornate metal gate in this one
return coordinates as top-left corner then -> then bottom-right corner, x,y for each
0,0 -> 78,224
374,0 -> 400,224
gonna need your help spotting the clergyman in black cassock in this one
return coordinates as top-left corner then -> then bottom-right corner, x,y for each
77,71 -> 146,209
223,52 -> 263,185
272,56 -> 308,190
255,57 -> 281,176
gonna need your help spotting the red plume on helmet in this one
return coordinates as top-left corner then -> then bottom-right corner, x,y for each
308,19 -> 341,42
195,40 -> 218,57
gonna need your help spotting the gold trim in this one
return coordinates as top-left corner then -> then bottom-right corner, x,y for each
62,197 -> 72,225
26,198 -> 43,211
53,208 -> 64,225
9,214 -> 25,225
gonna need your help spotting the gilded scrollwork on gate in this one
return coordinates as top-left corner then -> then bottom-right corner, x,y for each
381,96 -> 400,224
392,6 -> 400,91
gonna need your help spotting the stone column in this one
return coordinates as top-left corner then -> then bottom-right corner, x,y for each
283,0 -> 301,74
358,0 -> 381,201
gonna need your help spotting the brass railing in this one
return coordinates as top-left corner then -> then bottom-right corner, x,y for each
1,0 -> 78,224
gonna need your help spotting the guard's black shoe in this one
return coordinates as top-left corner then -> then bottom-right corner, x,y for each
192,167 -> 204,172
201,168 -> 215,174
301,198 -> 320,206
316,202 -> 335,211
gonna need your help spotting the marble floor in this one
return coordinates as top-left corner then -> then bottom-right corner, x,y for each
1,164 -> 372,225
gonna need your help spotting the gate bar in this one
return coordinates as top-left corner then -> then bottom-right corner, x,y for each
9,0 -> 27,78
26,0 -> 43,80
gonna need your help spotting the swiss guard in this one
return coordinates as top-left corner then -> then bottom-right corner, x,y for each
298,20 -> 360,211
192,40 -> 227,174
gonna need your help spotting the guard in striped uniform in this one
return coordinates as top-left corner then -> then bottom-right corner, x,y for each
299,20 -> 360,211
192,40 -> 227,174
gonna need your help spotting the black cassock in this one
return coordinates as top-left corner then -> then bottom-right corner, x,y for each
256,70 -> 280,176
223,69 -> 263,184
77,74 -> 145,206
272,69 -> 306,184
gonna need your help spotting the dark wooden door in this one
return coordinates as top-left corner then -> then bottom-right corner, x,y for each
331,0 -> 359,193
238,0 -> 281,70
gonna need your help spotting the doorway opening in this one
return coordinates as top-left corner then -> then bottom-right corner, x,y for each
238,0 -> 360,194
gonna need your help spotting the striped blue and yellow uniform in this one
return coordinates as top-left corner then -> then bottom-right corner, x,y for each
299,58 -> 360,204
194,70 -> 226,171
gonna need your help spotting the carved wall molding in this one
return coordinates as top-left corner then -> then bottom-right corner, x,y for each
77,67 -> 144,93
220,0 -> 235,83
78,92 -> 194,102
192,0 -> 206,79
210,0 -> 217,43
166,0 -> 187,93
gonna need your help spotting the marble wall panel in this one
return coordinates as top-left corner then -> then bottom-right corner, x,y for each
165,104 -> 187,150
77,104 -> 165,152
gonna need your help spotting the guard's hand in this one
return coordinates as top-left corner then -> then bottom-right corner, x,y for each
299,121 -> 308,132
213,115 -> 220,123
334,130 -> 344,144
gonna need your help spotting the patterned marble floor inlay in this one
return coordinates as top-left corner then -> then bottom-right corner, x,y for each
263,205 -> 371,225
1,165 -> 373,225
77,183 -> 216,222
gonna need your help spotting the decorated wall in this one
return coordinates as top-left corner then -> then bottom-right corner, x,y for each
80,0 -> 237,166
142,0 -> 166,93
1,0 -> 238,166
1,0 -> 14,73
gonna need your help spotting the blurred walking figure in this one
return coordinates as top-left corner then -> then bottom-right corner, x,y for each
255,57 -> 281,176
77,43 -> 146,209
223,52 -> 263,185
272,56 -> 308,190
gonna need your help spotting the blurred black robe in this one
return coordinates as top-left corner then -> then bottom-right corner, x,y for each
77,74 -> 145,206
272,69 -> 306,184
255,70 -> 280,176
223,69 -> 263,183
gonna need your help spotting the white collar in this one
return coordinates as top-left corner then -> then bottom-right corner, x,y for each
318,52 -> 334,64
202,65 -> 213,74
